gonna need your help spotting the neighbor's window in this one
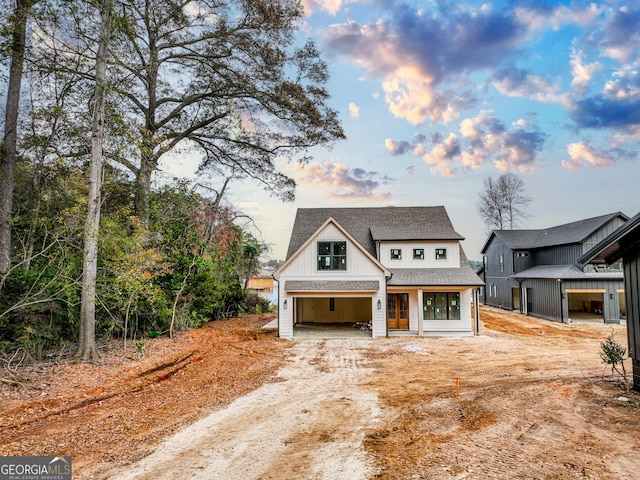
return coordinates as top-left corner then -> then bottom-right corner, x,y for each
516,252 -> 529,258
423,292 -> 460,320
390,248 -> 402,260
413,248 -> 424,260
435,248 -> 447,260
317,241 -> 347,270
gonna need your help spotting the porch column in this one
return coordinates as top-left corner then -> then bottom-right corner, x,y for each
474,288 -> 480,335
418,289 -> 424,336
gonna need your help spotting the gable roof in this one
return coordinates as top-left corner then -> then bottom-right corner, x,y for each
275,216 -> 390,278
481,212 -> 628,253
285,206 -> 464,259
579,211 -> 640,266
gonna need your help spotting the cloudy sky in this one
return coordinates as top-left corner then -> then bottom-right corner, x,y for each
228,0 -> 640,261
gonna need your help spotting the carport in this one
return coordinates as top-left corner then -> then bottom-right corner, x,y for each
284,280 -> 379,338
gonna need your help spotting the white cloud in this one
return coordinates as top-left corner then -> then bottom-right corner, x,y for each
302,0 -> 356,16
348,102 -> 360,119
570,49 -> 602,95
294,161 -> 391,199
562,142 -> 615,170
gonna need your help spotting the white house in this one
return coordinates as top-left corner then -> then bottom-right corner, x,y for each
273,206 -> 484,338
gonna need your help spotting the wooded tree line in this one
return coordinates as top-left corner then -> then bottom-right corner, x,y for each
0,0 -> 344,360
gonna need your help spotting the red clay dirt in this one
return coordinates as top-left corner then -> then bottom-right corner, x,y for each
1,307 -> 639,479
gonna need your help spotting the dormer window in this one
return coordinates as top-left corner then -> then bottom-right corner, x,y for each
317,241 -> 346,270
390,248 -> 402,260
435,248 -> 447,260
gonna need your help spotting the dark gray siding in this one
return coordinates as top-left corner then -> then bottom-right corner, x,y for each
520,279 -> 563,321
533,244 -> 583,266
513,250 -> 534,273
564,278 -> 624,323
624,252 -> 640,364
483,236 -> 516,309
583,217 -> 628,254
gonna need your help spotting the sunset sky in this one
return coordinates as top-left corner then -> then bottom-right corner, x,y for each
202,1 -> 640,261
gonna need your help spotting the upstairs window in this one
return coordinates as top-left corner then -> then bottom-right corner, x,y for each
318,241 -> 347,270
413,248 -> 424,260
516,252 -> 529,258
499,254 -> 504,272
435,248 -> 447,260
390,248 -> 402,260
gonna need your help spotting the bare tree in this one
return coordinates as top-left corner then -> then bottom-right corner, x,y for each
77,0 -> 112,361
106,0 -> 345,223
478,173 -> 531,230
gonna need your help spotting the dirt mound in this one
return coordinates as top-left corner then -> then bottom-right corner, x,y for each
0,314 -> 289,477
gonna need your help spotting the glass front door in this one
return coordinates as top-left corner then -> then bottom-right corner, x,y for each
387,293 -> 409,329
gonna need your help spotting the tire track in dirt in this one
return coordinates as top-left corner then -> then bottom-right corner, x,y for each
108,339 -> 382,480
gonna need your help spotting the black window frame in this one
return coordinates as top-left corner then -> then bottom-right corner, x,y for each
435,248 -> 447,260
390,248 -> 402,260
317,241 -> 347,270
413,248 -> 424,260
422,292 -> 461,320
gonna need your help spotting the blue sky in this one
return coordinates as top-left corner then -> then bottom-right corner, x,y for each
220,0 -> 640,261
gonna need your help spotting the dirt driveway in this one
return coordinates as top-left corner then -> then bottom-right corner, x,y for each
110,338 -> 381,479
2,307 -> 640,479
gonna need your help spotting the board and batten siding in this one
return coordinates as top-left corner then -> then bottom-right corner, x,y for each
281,223 -> 383,277
276,222 -> 388,338
483,235 -> 517,310
379,241 -> 460,269
519,279 -> 563,321
533,244 -> 583,266
564,278 -> 624,323
623,251 -> 640,387
520,278 -> 624,322
582,217 -> 628,254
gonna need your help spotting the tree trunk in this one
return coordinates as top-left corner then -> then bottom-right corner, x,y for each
0,0 -> 35,273
77,0 -> 111,361
134,156 -> 155,225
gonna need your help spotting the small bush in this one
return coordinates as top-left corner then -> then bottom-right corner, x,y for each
600,332 -> 630,392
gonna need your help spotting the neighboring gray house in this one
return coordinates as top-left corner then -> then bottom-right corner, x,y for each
580,211 -> 640,391
274,206 -> 484,338
480,212 -> 628,323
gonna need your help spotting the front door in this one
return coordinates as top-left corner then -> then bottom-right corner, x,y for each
387,293 -> 409,329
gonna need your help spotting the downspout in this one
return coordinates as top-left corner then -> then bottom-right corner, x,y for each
272,275 -> 280,337
474,288 -> 480,335
385,272 -> 392,338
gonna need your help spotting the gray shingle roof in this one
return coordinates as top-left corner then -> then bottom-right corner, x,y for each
286,206 -> 464,259
481,212 -> 628,253
511,264 -> 623,280
387,267 -> 485,286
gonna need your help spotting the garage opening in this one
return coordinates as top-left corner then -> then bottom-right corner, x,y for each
566,289 -> 605,322
293,297 -> 372,337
